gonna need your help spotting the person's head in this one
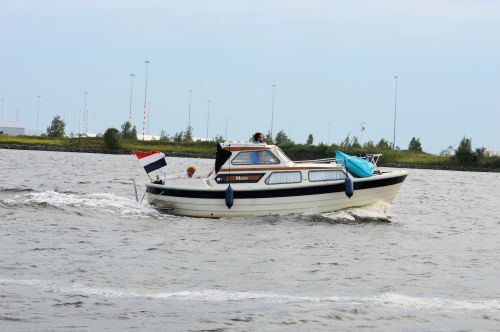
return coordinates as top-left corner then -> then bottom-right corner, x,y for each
186,166 -> 196,178
253,132 -> 264,143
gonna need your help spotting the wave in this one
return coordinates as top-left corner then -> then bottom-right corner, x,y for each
1,277 -> 498,311
1,191 -> 159,218
0,187 -> 34,194
317,201 -> 391,223
2,191 -> 391,222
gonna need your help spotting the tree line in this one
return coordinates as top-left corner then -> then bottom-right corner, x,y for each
43,115 -> 496,165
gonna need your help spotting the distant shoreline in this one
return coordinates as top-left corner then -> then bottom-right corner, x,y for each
0,142 -> 113,154
2,139 -> 499,173
0,142 -> 208,158
383,163 -> 500,173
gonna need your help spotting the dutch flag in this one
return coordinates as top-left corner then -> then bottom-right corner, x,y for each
134,150 -> 167,173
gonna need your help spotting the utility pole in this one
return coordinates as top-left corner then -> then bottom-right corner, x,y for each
392,75 -> 398,149
327,123 -> 331,145
188,89 -> 192,128
206,99 -> 210,139
83,91 -> 88,135
271,84 -> 276,139
225,117 -> 230,141
142,60 -> 150,140
37,96 -> 41,130
129,73 -> 135,123
147,102 -> 151,135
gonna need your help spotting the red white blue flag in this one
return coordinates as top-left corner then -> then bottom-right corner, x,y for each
134,150 -> 167,173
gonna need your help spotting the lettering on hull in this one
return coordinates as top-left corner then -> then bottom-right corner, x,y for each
215,173 -> 265,184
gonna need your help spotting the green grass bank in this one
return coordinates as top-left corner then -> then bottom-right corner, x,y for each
1,135 -> 500,172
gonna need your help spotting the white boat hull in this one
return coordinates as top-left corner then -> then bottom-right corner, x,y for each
146,171 -> 407,218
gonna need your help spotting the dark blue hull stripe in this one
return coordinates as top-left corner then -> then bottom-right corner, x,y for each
147,174 -> 407,199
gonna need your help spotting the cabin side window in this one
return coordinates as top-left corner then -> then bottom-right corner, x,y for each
308,170 -> 346,182
265,171 -> 302,185
231,150 -> 280,165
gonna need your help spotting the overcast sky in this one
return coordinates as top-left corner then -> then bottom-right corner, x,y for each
1,0 -> 499,153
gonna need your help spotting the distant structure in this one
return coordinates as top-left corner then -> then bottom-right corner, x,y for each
485,148 -> 500,157
0,120 -> 25,136
439,145 -> 455,157
136,134 -> 160,141
360,122 -> 367,146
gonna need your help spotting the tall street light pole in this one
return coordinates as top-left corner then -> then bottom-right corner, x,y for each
36,96 -> 41,130
188,89 -> 192,128
271,84 -> 276,139
225,117 -> 230,141
142,60 -> 150,141
327,123 -> 331,145
74,111 -> 78,134
148,102 -> 151,135
83,91 -> 88,135
392,75 -> 398,149
206,99 -> 210,140
129,74 -> 135,124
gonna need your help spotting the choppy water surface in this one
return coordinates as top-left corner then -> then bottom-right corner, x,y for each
1,149 -> 500,331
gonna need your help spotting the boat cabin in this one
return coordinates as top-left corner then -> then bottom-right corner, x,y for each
212,142 -> 346,185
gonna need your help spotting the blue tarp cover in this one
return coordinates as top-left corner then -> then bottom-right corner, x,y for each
336,151 -> 375,178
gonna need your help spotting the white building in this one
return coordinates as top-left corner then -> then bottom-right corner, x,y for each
485,148 -> 500,157
0,120 -> 25,136
439,145 -> 455,157
136,134 -> 162,141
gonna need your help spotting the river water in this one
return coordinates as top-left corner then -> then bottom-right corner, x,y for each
1,149 -> 499,331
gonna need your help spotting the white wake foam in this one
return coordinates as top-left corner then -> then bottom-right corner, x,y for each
3,191 -> 158,217
321,201 -> 391,222
1,277 -> 498,311
347,200 -> 391,221
319,210 -> 357,222
367,292 -> 500,311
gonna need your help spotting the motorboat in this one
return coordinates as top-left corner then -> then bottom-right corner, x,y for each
143,142 -> 407,218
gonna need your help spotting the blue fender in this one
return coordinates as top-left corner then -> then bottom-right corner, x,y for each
344,176 -> 354,198
225,184 -> 234,209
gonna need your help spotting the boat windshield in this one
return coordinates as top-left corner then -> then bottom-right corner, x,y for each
232,150 -> 280,165
273,147 -> 291,163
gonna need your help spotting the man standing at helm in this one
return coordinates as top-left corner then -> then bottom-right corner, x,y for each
250,132 -> 264,164
252,132 -> 264,144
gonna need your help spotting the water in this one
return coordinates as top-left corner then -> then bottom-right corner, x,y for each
1,149 -> 500,331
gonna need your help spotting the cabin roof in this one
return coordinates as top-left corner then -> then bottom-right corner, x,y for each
220,142 -> 274,151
